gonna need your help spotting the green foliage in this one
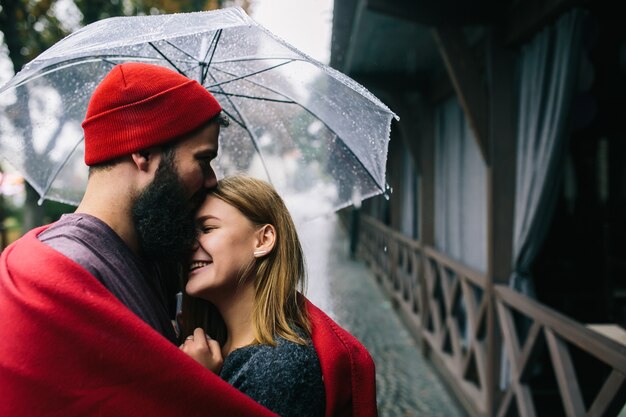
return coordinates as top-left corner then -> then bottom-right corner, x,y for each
0,0 -> 69,71
41,199 -> 75,223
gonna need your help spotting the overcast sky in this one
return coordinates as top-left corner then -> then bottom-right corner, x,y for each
250,0 -> 333,64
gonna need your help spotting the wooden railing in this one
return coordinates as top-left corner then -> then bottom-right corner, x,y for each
495,285 -> 626,417
357,213 -> 626,417
360,216 -> 424,329
421,245 -> 490,415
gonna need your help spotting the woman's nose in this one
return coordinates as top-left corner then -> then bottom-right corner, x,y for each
191,238 -> 200,252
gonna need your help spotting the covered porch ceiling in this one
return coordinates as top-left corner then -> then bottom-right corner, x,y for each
330,0 -> 584,93
331,0 -> 445,91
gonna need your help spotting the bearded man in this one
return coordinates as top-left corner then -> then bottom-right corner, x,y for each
0,63 -> 278,416
36,62 -> 225,343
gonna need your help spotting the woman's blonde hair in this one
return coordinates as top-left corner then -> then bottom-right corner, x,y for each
181,175 -> 310,346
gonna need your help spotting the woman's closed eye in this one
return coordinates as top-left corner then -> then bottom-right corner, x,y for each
199,225 -> 216,234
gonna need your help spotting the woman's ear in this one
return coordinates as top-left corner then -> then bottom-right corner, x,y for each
254,224 -> 276,258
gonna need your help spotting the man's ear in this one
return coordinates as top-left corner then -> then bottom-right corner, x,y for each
131,149 -> 159,173
253,224 -> 276,258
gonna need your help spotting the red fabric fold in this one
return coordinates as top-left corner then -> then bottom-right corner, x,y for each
0,226 -> 377,417
306,301 -> 378,417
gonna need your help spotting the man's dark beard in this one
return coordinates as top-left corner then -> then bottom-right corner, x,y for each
131,159 -> 203,262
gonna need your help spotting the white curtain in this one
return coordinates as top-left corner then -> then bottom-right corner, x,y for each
501,8 -> 587,390
434,97 -> 487,273
400,149 -> 419,239
511,8 -> 587,294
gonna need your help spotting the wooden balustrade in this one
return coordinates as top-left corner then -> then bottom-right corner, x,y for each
495,285 -> 626,417
360,216 -> 424,330
421,245 -> 490,415
357,214 -> 626,417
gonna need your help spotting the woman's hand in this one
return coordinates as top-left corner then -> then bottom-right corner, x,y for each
180,327 -> 224,374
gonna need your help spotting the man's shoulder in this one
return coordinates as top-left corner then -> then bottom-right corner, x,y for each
38,213 -> 107,241
38,213 -> 127,260
1,224 -> 86,273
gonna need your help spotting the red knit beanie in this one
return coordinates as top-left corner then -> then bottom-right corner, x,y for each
82,63 -> 222,166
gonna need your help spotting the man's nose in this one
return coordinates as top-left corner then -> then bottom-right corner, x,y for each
204,167 -> 218,190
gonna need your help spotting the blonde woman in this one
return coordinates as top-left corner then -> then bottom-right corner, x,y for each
179,176 -> 378,417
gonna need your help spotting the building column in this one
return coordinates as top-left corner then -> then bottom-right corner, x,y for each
416,95 -> 435,356
485,34 -> 517,417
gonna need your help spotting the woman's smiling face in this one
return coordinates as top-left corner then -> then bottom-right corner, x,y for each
186,195 -> 259,300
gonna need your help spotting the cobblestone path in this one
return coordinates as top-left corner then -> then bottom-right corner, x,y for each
298,215 -> 466,417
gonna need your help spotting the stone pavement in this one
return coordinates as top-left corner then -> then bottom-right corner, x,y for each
297,215 -> 466,417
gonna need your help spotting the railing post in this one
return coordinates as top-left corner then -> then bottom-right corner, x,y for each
418,248 -> 431,357
389,234 -> 398,303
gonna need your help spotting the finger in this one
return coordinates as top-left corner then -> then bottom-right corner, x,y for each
207,339 -> 223,361
193,328 -> 208,347
207,339 -> 220,351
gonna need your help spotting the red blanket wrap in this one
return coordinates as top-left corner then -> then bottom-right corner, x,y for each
0,226 -> 378,417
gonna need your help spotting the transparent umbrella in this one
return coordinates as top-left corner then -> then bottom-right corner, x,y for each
0,7 -> 396,220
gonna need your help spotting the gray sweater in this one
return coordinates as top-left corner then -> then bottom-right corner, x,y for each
220,336 -> 325,417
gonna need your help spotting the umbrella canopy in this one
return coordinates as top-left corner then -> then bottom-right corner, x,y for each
0,7 -> 396,220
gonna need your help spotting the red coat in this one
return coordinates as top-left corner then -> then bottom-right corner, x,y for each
0,226 -> 378,417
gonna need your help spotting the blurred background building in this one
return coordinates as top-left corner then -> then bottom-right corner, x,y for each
331,0 -> 626,416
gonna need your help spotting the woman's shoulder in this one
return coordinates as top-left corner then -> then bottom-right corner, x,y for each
224,335 -> 320,379
221,336 -> 325,417
266,336 -> 319,367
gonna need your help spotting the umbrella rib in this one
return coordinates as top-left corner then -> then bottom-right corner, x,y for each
162,40 -> 199,61
152,33 -> 222,85
206,60 -> 294,89
210,66 -> 386,192
148,42 -> 188,77
202,29 -> 222,85
101,58 -> 120,67
206,30 -> 222,66
159,30 -> 221,84
207,91 -> 294,104
202,30 -> 220,63
206,70 -> 273,185
7,56 -> 170,90
211,56 -> 315,64
37,136 -> 84,205
7,56 -> 308,91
